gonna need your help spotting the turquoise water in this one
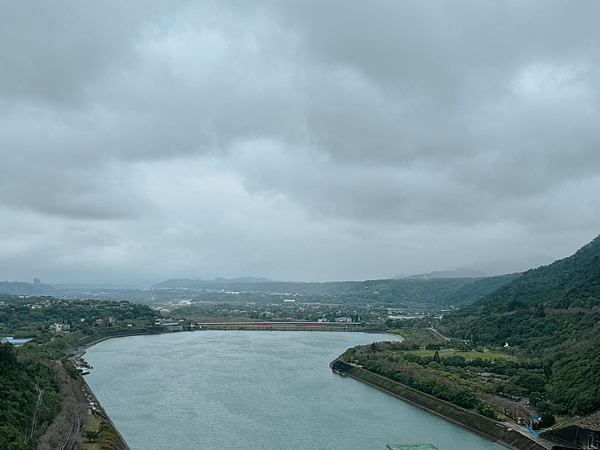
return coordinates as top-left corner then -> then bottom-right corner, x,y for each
84,331 -> 502,450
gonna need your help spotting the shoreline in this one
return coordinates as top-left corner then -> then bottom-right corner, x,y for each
59,328 -> 401,449
330,358 -> 552,450
56,330 -> 161,450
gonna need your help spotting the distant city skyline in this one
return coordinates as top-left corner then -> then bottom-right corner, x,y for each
1,1 -> 600,284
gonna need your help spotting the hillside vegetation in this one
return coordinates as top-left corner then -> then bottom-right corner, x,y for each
440,235 -> 600,416
0,344 -> 62,449
0,296 -> 162,448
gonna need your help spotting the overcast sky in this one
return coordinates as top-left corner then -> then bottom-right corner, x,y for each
2,1 -> 600,284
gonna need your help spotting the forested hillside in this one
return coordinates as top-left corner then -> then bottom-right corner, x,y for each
440,235 -> 600,415
441,235 -> 600,348
0,344 -> 62,449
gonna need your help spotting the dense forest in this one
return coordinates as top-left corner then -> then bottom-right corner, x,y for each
0,344 -> 62,449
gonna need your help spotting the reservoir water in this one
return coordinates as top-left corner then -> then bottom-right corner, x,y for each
85,331 -> 503,450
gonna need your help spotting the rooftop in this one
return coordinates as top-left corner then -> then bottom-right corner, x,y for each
1,337 -> 32,346
571,410 -> 600,432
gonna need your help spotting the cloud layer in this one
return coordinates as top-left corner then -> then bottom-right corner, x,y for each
1,1 -> 600,283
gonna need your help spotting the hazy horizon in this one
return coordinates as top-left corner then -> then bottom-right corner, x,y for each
4,253 -> 556,286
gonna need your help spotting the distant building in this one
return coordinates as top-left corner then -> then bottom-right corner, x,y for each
50,323 -> 70,332
161,323 -> 183,332
541,410 -> 600,449
33,278 -> 41,285
1,337 -> 31,346
335,317 -> 352,323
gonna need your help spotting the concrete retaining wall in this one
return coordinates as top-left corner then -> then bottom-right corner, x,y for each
331,359 -> 549,450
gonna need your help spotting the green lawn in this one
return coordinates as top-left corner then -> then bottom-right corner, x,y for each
388,328 -> 445,347
408,348 -> 513,361
82,414 -> 101,450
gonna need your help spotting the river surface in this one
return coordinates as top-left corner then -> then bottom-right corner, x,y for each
85,331 -> 502,450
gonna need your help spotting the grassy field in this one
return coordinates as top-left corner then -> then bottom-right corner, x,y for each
388,328 -> 445,347
387,328 -> 514,361
408,348 -> 514,361
82,414 -> 101,450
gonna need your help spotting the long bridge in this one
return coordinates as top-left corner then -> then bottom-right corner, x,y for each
195,321 -> 366,332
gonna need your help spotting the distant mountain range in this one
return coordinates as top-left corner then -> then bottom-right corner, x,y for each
153,277 -> 273,289
393,256 -> 555,280
465,255 -> 555,276
151,273 -> 521,309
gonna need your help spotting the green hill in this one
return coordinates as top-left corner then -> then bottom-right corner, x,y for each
442,235 -> 600,349
0,344 -> 62,448
440,235 -> 600,415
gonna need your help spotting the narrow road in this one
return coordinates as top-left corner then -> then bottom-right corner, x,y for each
27,387 -> 43,441
505,419 -> 554,450
427,327 -> 451,341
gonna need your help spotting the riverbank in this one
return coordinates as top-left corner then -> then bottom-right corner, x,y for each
330,359 -> 552,450
31,330 -> 158,449
47,329 -> 398,449
79,330 -> 504,449
79,376 -> 130,450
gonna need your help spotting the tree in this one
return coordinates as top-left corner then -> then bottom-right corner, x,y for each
86,431 -> 99,442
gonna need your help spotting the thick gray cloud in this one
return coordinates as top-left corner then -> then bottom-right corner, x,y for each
1,1 -> 599,283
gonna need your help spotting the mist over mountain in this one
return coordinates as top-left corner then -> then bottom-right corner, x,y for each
464,256 -> 556,277
153,277 -> 273,289
0,281 -> 54,296
399,268 -> 488,279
